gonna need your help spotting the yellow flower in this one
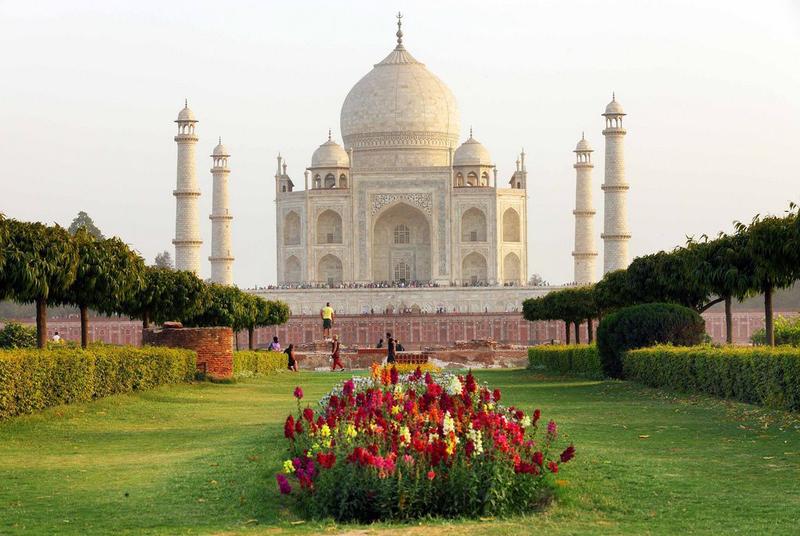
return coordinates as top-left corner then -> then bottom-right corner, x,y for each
391,405 -> 401,416
345,424 -> 358,439
283,460 -> 295,474
320,424 -> 331,437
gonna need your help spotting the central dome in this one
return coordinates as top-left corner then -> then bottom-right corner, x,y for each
340,41 -> 460,153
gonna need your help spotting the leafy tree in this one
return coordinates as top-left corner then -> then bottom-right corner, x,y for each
242,297 -> 291,350
58,230 -> 146,347
0,322 -> 37,349
736,211 -> 800,345
154,250 -> 174,269
122,267 -> 208,329
523,287 -> 596,344
688,233 -> 753,344
68,211 -> 104,239
593,270 -> 634,315
527,273 -> 545,286
183,283 -> 245,330
626,249 -> 719,312
0,220 -> 79,348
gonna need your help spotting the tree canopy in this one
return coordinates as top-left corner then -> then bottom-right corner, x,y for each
68,211 -> 104,239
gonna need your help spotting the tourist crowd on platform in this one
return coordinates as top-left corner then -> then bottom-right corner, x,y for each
252,279 -> 541,291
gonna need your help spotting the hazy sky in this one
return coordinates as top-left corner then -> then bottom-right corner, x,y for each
2,0 -> 799,287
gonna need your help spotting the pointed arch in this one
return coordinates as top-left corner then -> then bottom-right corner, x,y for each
502,208 -> 521,242
283,211 -> 301,246
316,209 -> 342,244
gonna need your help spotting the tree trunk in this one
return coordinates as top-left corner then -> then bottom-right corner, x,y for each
724,295 -> 733,345
142,310 -> 150,330
235,331 -> 240,351
80,304 -> 89,349
574,321 -> 581,344
765,285 -> 774,346
587,318 -> 594,344
36,297 -> 47,349
564,321 -> 571,345
248,327 -> 255,350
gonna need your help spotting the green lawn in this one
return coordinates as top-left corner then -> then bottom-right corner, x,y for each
1,370 -> 799,535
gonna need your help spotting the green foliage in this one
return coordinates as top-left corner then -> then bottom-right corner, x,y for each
184,283 -> 244,329
0,345 -> 196,419
67,211 -> 104,239
122,267 -> 208,325
233,351 -> 287,378
522,286 -> 596,324
0,322 -> 37,349
596,303 -> 706,379
593,269 -> 634,313
624,345 -> 800,411
527,345 -> 603,379
153,250 -> 173,269
751,315 -> 800,346
625,249 -> 712,310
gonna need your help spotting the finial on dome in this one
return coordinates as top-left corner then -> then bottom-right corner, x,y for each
328,128 -> 332,141
612,91 -> 616,101
582,131 -> 585,140
184,98 -> 188,108
219,136 -> 222,144
469,126 -> 473,138
396,12 -> 403,46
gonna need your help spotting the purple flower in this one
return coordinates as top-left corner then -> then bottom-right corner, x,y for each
293,386 -> 304,400
276,473 -> 292,494
547,420 -> 557,438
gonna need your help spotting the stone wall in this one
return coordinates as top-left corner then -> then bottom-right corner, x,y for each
143,326 -> 233,379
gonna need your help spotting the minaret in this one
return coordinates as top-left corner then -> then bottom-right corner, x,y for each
209,138 -> 234,284
601,94 -> 630,273
572,133 -> 598,284
173,100 -> 202,274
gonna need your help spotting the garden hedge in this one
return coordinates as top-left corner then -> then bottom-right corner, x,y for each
528,345 -> 603,379
597,303 -> 705,378
0,345 -> 196,419
233,351 -> 287,378
624,345 -> 800,411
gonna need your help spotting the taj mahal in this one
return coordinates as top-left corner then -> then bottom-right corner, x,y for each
170,14 -> 631,315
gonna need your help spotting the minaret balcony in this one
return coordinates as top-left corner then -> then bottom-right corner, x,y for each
174,134 -> 199,142
173,189 -> 201,197
601,127 -> 627,136
600,183 -> 629,192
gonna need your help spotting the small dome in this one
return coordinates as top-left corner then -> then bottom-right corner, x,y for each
177,103 -> 197,122
575,135 -> 592,152
311,137 -> 350,168
453,134 -> 492,166
213,139 -> 229,156
603,96 -> 625,116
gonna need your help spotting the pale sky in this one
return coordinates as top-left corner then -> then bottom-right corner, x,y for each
1,0 -> 799,288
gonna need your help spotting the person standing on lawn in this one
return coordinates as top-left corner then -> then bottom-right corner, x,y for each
330,335 -> 345,371
321,302 -> 334,340
285,344 -> 298,372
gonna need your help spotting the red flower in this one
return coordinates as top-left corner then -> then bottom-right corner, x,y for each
532,450 -> 543,466
284,415 -> 295,440
316,451 -> 336,469
492,389 -> 501,402
294,419 -> 304,435
303,407 -> 314,422
465,371 -> 477,393
427,470 -> 436,480
547,461 -> 559,473
343,379 -> 355,397
560,444 -> 576,464
532,408 -> 541,425
293,387 -> 304,400
390,366 -> 399,385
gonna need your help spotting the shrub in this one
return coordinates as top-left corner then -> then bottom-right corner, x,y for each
0,345 -> 196,419
528,345 -> 603,379
751,315 -> 800,347
0,322 -> 37,349
624,345 -> 800,411
597,303 -> 705,378
371,362 -> 442,376
277,367 -> 575,522
233,351 -> 286,378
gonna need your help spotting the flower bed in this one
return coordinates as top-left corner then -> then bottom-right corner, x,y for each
276,366 -> 575,521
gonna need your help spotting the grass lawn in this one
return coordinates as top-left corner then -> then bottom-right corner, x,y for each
1,369 -> 799,535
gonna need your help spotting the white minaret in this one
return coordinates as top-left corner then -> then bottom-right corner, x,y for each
601,94 -> 630,274
173,100 -> 202,274
209,138 -> 234,285
573,133 -> 598,284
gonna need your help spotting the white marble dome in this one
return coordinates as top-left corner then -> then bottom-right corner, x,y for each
575,136 -> 592,152
453,135 -> 492,166
311,137 -> 350,168
340,43 -> 460,151
177,105 -> 196,122
213,140 -> 229,156
604,97 -> 625,116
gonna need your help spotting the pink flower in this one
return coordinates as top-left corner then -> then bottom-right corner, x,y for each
427,470 -> 436,480
276,473 -> 292,494
293,386 -> 304,400
402,454 -> 414,466
547,420 -> 557,438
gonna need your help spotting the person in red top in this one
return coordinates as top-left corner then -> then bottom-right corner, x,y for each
330,335 -> 345,371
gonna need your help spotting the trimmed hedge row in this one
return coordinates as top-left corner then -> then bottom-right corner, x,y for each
527,345 -> 603,379
233,351 -> 287,378
624,346 -> 800,411
0,345 -> 196,419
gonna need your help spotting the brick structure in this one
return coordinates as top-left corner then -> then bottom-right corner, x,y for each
143,326 -> 233,379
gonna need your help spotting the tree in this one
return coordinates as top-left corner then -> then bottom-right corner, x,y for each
154,251 -> 174,269
594,270 -> 634,315
122,267 -> 208,329
523,287 -> 597,345
688,234 -> 753,344
736,211 -> 800,346
183,283 -> 245,331
68,211 -> 104,239
0,220 -> 79,347
528,273 -> 545,286
58,230 -> 146,348
244,297 -> 291,350
625,249 -> 718,312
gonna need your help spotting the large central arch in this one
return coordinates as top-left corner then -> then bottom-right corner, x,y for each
371,202 -> 431,282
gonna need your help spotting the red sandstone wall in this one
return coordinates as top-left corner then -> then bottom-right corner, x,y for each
143,327 -> 233,379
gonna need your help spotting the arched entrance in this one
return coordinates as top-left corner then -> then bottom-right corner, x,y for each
318,254 -> 343,285
371,202 -> 431,283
